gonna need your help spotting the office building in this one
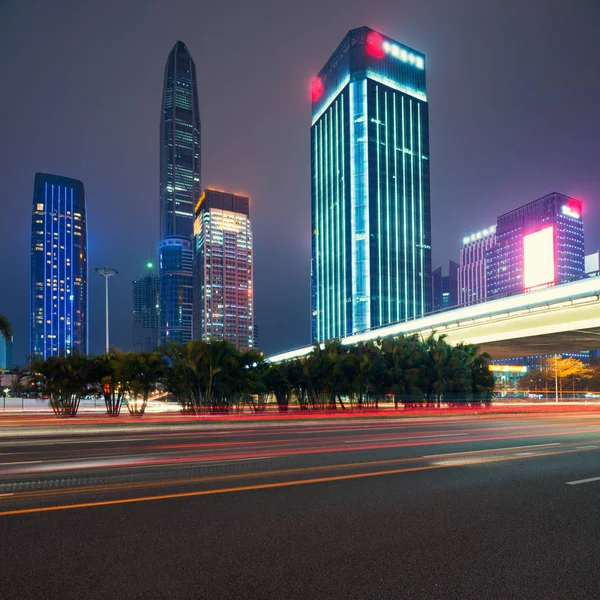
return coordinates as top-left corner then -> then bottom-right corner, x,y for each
486,193 -> 584,297
458,226 -> 497,305
132,263 -> 160,352
159,41 -> 200,346
30,173 -> 88,358
432,260 -> 459,311
160,236 -> 193,344
193,189 -> 254,351
0,337 -> 10,370
159,40 -> 201,239
310,26 -> 431,342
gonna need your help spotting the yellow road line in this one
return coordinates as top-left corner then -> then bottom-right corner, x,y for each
3,440 -> 587,502
0,445 -> 595,517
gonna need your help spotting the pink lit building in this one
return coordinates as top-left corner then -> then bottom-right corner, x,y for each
193,189 -> 254,351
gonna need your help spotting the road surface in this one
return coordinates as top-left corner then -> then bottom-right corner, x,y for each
2,411 -> 600,599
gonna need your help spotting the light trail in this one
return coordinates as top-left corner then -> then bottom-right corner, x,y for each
4,423 -> 600,476
0,444 -> 596,517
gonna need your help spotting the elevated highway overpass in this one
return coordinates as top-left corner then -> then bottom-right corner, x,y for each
269,274 -> 600,362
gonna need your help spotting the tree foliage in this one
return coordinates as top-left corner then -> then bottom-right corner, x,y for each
519,356 -> 593,399
0,314 -> 13,343
27,334 -> 494,418
31,354 -> 93,417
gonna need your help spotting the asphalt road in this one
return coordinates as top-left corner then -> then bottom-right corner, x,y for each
2,412 -> 600,599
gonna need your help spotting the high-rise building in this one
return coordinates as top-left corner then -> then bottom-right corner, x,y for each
458,226 -> 497,305
311,26 -> 431,342
193,189 -> 254,351
159,41 -> 200,347
159,40 -> 201,239
432,260 -> 459,311
160,236 -> 193,345
486,193 -> 584,297
0,337 -> 8,370
30,173 -> 88,359
132,263 -> 160,352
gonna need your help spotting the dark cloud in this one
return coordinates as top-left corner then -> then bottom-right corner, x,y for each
1,0 -> 599,363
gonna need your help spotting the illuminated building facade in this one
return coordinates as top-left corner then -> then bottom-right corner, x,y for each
432,260 -> 458,311
132,263 -> 160,352
160,236 -> 193,344
159,40 -> 201,239
0,337 -> 12,370
311,26 -> 431,342
30,173 -> 88,358
458,226 -> 496,305
486,193 -> 584,297
193,189 -> 254,351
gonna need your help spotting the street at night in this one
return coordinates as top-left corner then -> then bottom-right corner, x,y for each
2,411 -> 600,599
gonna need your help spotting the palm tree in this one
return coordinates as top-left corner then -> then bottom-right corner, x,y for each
0,315 -> 13,343
31,354 -> 92,418
90,350 -> 129,416
161,340 -> 209,412
126,351 -> 166,416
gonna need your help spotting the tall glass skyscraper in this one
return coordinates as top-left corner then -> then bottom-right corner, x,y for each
30,173 -> 88,358
311,26 -> 431,342
160,40 -> 201,239
159,41 -> 200,345
193,190 -> 254,351
132,263 -> 160,352
160,236 -> 193,345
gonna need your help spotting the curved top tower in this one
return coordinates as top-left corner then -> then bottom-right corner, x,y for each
160,41 -> 201,239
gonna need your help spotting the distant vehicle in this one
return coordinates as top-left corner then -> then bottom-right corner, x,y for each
527,393 -> 543,399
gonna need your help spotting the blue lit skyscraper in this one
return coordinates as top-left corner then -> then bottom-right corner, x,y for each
30,173 -> 88,358
160,236 -> 193,344
311,26 -> 431,342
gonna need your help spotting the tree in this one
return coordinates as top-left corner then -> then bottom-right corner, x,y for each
90,351 -> 127,416
125,352 -> 166,415
161,340 -> 258,413
0,315 -> 13,343
161,340 -> 208,412
381,335 -> 424,408
31,354 -> 93,418
263,363 -> 292,412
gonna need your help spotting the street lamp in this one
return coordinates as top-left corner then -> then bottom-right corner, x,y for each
95,267 -> 118,353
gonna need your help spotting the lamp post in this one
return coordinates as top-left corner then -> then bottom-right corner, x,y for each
95,267 -> 118,353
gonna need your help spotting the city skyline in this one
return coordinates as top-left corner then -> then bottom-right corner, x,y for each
1,1 -> 600,363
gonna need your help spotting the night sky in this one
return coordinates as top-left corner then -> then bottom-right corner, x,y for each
1,0 -> 599,364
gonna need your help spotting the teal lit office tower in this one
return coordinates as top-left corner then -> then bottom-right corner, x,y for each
160,236 -> 193,344
311,27 -> 431,342
30,173 -> 88,358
